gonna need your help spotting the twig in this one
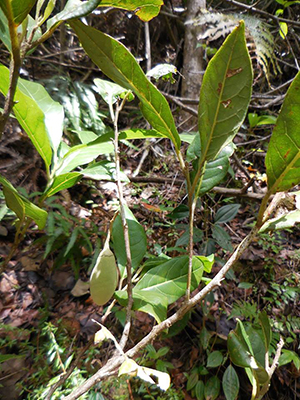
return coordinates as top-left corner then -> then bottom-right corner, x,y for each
225,0 -> 300,28
110,95 -> 134,351
164,92 -> 198,116
129,175 -> 265,200
258,336 -> 284,399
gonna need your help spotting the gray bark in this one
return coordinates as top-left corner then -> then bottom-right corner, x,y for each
181,0 -> 206,127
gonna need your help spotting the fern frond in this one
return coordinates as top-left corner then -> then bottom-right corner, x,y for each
186,9 -> 281,82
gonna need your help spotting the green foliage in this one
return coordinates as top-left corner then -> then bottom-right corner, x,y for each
70,19 -> 181,151
266,70 -> 300,192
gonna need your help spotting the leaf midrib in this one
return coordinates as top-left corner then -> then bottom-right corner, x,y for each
71,20 -> 179,150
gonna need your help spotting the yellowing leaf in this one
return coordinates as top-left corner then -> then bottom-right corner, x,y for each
90,241 -> 118,305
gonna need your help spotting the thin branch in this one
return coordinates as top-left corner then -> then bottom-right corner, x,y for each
225,0 -> 300,28
112,96 -> 134,350
129,175 -> 265,200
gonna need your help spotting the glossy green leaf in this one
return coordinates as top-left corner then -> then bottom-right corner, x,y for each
47,0 -> 101,30
0,0 -> 36,26
112,205 -> 147,277
207,351 -> 224,368
0,175 -> 47,229
17,77 -> 64,154
222,365 -> 239,400
266,70 -> 300,192
259,311 -> 271,352
55,139 -> 113,175
214,204 -> 240,224
212,225 -> 233,251
90,240 -> 118,305
228,331 -> 257,369
0,64 -> 52,172
44,172 -> 82,198
134,256 -> 204,304
70,20 -> 181,150
245,326 -> 266,367
115,289 -> 168,323
198,21 -> 252,162
100,0 -> 163,21
204,376 -> 220,400
198,144 -> 234,195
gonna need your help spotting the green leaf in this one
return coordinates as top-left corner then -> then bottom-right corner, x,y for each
55,139 -> 113,175
279,350 -> 300,370
112,205 -> 147,276
0,8 -> 11,51
245,326 -> 266,368
0,0 -> 36,26
198,21 -> 252,162
195,380 -> 204,400
279,22 -> 288,39
47,0 -> 101,30
147,64 -> 177,82
228,331 -> 257,369
99,0 -> 163,21
266,70 -> 300,192
214,204 -> 240,224
207,351 -> 223,368
248,113 -> 277,128
0,64 -> 53,172
94,78 -> 133,107
259,311 -> 271,352
81,161 -> 129,182
44,173 -> 82,198
17,77 -> 64,154
115,289 -> 168,323
197,144 -> 234,195
212,225 -> 233,252
175,228 -> 203,247
204,376 -> 220,400
70,20 -> 181,150
222,365 -> 239,400
0,175 -> 47,229
90,240 -> 119,305
186,371 -> 199,391
134,255 -> 204,305
0,354 -> 24,363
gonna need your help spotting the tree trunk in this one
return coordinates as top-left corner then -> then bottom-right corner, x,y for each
180,0 -> 206,129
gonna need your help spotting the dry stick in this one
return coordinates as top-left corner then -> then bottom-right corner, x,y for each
111,96 -> 134,351
0,0 -> 22,138
129,175 -> 265,200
